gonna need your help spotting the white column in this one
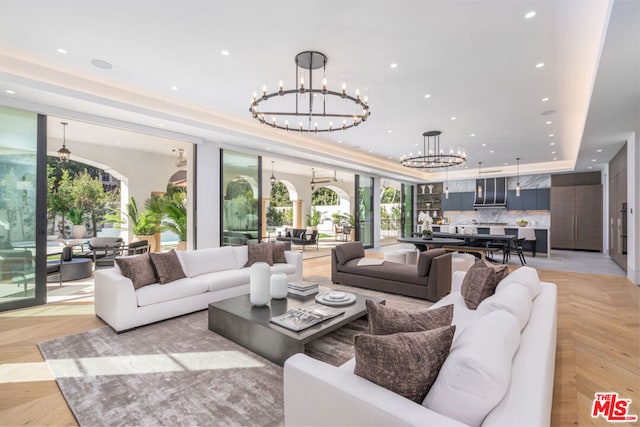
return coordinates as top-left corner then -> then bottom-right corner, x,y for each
195,141 -> 221,248
627,132 -> 639,285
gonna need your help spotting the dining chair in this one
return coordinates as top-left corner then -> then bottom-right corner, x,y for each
517,227 -> 537,257
488,226 -> 510,263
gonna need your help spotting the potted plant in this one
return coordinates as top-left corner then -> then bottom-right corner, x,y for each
105,196 -> 162,252
162,192 -> 187,250
422,229 -> 433,240
68,207 -> 87,238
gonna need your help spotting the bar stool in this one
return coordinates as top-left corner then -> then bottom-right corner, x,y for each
517,228 -> 537,257
488,226 -> 509,263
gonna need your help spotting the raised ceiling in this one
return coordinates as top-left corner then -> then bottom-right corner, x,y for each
0,0 -> 637,182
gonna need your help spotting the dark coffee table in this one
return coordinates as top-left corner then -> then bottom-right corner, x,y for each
208,288 -> 384,365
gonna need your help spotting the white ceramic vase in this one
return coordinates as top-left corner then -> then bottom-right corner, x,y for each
270,272 -> 288,299
250,262 -> 271,306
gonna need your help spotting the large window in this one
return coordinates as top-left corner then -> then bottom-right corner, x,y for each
221,150 -> 260,246
355,174 -> 374,248
0,107 -> 45,311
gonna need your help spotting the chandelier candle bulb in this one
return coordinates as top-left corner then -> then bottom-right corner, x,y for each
278,80 -> 284,95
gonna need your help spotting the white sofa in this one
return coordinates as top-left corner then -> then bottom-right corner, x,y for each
284,267 -> 557,427
95,245 -> 303,332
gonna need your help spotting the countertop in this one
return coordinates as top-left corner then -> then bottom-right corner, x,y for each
434,224 -> 550,230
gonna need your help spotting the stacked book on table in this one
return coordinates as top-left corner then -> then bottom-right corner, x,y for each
287,280 -> 319,296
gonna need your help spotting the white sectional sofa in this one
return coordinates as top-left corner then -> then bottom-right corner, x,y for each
284,267 -> 557,427
95,245 -> 303,332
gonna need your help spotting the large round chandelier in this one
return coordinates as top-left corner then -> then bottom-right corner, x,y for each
400,130 -> 466,169
249,51 -> 371,133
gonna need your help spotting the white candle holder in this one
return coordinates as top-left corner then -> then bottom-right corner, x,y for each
250,262 -> 271,306
270,272 -> 289,299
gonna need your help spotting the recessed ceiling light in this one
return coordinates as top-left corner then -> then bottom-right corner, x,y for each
548,133 -> 554,137
5,89 -> 15,94
546,121 -> 552,125
525,11 -> 536,19
171,86 -> 178,91
470,133 -> 476,137
553,157 -> 557,161
424,94 -> 431,98
387,130 -> 393,134
592,159 -> 597,162
596,149 -> 602,152
588,166 -> 593,169
550,142 -> 555,146
368,150 -> 373,153
482,143 -> 487,147
536,62 -> 545,68
551,151 -> 556,154
221,50 -> 230,56
91,59 -> 113,70
57,48 -> 67,54
158,123 -> 164,127
541,97 -> 550,102
490,150 -> 494,154
337,140 -> 342,144
390,63 -> 398,69
451,116 -> 456,121
504,162 -> 509,166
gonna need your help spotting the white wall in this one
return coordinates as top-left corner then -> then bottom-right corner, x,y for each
627,132 -> 639,285
195,141 -> 221,248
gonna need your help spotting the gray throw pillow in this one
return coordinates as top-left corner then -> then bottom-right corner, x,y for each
245,243 -> 273,267
460,260 -> 509,309
149,249 -> 186,284
271,241 -> 287,264
366,300 -> 453,335
115,253 -> 157,289
354,325 -> 456,403
334,242 -> 365,265
417,249 -> 446,276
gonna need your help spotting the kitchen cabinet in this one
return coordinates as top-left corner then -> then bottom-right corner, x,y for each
551,184 -> 602,251
506,188 -> 550,211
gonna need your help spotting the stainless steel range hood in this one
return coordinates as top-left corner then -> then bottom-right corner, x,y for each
474,177 -> 507,208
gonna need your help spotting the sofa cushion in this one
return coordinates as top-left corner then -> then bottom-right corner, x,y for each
367,300 -> 453,335
149,249 -> 186,284
460,260 -> 507,309
335,242 -> 365,265
135,277 -> 209,306
475,282 -> 532,330
89,236 -> 123,249
431,292 -> 476,337
339,259 -> 427,286
270,263 -> 296,275
115,253 -> 157,289
245,243 -> 273,267
496,266 -> 541,299
354,325 -> 455,403
271,241 -> 287,264
181,247 -> 237,277
199,269 -> 251,291
423,310 -> 521,427
232,246 -> 248,269
417,249 -> 446,277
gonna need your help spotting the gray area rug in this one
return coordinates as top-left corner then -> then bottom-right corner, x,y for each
38,276 -> 430,426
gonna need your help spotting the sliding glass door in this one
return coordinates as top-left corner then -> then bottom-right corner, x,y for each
355,174 -> 374,248
400,183 -> 414,237
0,108 -> 46,312
220,150 -> 261,246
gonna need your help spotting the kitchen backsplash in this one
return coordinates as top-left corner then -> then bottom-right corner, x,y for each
443,209 -> 550,227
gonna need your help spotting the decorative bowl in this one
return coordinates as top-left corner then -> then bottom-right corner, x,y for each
517,221 -> 528,227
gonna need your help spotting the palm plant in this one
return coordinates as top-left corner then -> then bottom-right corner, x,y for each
162,192 -> 187,241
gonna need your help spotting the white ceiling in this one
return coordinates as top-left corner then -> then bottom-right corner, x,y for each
0,0 -> 638,182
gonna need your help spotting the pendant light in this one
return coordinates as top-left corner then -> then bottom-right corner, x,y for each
444,167 -> 449,200
477,162 -> 483,198
57,122 -> 71,163
270,161 -> 276,186
515,157 -> 521,197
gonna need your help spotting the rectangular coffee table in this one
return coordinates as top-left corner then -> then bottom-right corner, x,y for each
208,288 -> 384,366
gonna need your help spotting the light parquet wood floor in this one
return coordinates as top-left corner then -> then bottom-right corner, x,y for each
1,256 -> 638,427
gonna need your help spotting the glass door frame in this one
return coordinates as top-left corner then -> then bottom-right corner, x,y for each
400,183 -> 415,238
355,174 -> 374,248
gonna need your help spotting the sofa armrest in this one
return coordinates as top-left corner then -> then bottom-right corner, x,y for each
427,253 -> 452,301
284,250 -> 303,282
284,354 -> 468,427
94,269 -> 139,332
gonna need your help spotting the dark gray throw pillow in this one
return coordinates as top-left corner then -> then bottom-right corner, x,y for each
366,300 -> 453,335
460,260 -> 509,309
115,253 -> 157,289
244,243 -> 273,267
271,241 -> 287,264
354,325 -> 456,403
149,249 -> 186,284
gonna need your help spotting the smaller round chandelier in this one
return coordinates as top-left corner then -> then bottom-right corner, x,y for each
249,51 -> 370,133
400,130 -> 466,169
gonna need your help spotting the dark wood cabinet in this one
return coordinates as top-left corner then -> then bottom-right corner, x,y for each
551,184 -> 602,251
